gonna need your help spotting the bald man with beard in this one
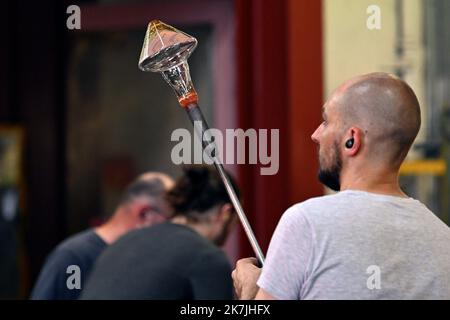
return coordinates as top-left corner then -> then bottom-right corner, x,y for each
232,73 -> 450,300
31,172 -> 174,300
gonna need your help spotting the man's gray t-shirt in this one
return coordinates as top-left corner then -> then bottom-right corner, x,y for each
258,190 -> 450,300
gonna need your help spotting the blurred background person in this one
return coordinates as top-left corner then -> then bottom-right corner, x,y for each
81,165 -> 239,300
30,172 -> 174,300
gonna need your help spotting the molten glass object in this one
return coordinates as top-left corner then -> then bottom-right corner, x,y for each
138,20 -> 198,107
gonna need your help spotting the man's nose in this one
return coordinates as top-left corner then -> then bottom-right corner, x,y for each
311,126 -> 321,144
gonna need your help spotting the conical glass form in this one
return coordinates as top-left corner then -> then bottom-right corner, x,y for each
139,20 -> 199,107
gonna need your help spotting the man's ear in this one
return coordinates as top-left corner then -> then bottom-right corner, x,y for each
132,203 -> 148,220
217,203 -> 234,222
343,127 -> 363,157
137,205 -> 149,220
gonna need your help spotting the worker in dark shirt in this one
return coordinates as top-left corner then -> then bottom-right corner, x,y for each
81,164 -> 240,300
30,172 -> 174,300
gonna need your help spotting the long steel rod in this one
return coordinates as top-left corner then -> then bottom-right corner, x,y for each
185,104 -> 265,266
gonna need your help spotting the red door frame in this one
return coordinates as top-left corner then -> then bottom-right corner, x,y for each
235,0 -> 323,258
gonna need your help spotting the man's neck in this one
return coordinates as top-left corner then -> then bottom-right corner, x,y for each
95,214 -> 132,245
339,169 -> 407,198
171,216 -> 211,240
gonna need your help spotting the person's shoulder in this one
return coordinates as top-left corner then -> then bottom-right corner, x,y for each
117,222 -> 191,244
299,192 -> 346,209
48,229 -> 98,261
35,231 -> 94,280
105,223 -> 203,257
56,229 -> 98,251
284,193 -> 341,216
280,192 -> 352,227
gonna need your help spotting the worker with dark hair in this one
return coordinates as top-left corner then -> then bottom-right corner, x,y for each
30,172 -> 174,300
81,165 -> 240,300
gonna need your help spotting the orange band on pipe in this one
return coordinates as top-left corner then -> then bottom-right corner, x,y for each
179,91 -> 199,108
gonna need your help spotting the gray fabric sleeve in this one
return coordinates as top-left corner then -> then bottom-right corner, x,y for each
257,205 -> 313,300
